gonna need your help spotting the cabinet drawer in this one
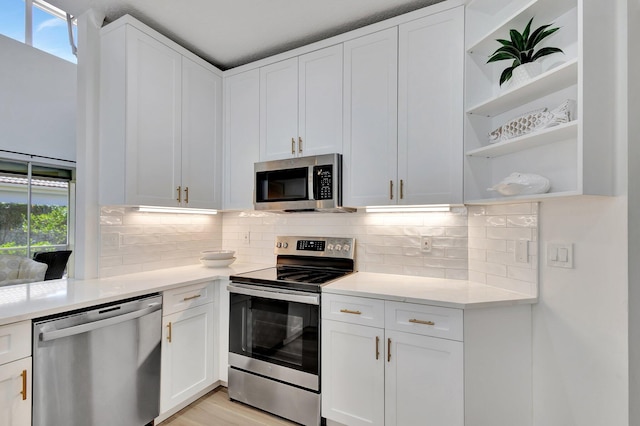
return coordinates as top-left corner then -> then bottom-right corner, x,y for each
163,281 -> 215,315
385,301 -> 463,341
322,293 -> 385,328
0,321 -> 31,365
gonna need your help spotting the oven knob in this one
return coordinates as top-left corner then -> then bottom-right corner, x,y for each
283,242 -> 288,249
327,244 -> 334,251
335,244 -> 342,251
343,244 -> 350,252
276,242 -> 282,248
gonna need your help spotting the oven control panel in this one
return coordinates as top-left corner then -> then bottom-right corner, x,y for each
275,236 -> 355,259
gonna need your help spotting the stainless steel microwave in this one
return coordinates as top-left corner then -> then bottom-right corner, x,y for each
254,153 -> 355,212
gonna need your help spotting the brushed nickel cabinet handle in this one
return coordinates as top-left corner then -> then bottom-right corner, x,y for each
409,318 -> 435,326
167,322 -> 172,343
20,369 -> 27,401
387,338 -> 391,362
291,138 -> 295,154
376,336 -> 380,360
183,294 -> 201,301
340,309 -> 361,315
390,181 -> 394,200
185,187 -> 189,204
298,137 -> 303,153
400,179 -> 404,199
176,186 -> 181,203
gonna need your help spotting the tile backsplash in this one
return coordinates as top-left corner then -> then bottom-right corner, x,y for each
99,206 -> 222,277
222,208 -> 470,280
99,203 -> 538,297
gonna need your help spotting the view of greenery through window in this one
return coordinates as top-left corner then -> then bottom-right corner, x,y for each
0,161 -> 72,258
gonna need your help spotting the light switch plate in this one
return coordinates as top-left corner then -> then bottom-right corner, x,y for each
516,240 -> 529,263
547,242 -> 573,268
420,236 -> 432,253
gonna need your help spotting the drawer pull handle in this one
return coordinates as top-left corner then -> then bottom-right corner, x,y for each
183,294 -> 202,301
20,369 -> 27,401
176,186 -> 182,203
167,322 -> 172,343
340,309 -> 361,315
184,186 -> 189,204
375,336 -> 380,360
409,318 -> 435,326
291,138 -> 295,154
387,338 -> 391,362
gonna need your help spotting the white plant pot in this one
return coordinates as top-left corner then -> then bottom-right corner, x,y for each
510,62 -> 542,88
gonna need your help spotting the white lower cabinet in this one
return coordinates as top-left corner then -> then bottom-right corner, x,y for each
322,320 -> 385,426
0,357 -> 31,426
322,293 -> 531,426
0,321 -> 31,426
159,282 -> 216,419
385,330 -> 463,426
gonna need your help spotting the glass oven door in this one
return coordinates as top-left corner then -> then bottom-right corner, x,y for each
228,283 -> 320,390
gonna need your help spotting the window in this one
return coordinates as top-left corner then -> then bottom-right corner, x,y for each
0,159 -> 74,259
0,0 -> 77,63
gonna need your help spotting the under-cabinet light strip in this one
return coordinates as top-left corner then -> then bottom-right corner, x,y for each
365,205 -> 451,213
136,206 -> 218,215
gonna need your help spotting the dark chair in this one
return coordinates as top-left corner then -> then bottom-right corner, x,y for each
33,250 -> 72,280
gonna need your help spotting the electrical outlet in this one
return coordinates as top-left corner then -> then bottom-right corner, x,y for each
421,236 -> 432,253
242,231 -> 250,245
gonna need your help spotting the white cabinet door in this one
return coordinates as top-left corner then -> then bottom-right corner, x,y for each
260,58 -> 299,161
398,7 -> 464,205
321,320 -> 384,426
223,69 -> 260,210
343,28 -> 398,207
160,303 -> 215,414
0,357 -> 31,426
298,45 -> 343,157
385,330 -> 463,426
125,26 -> 182,207
182,57 -> 222,209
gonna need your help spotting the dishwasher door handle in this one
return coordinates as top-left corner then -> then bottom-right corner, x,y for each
40,303 -> 162,342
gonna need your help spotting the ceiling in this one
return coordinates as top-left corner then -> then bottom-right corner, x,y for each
47,0 -> 444,70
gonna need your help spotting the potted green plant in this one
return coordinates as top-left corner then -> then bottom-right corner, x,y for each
487,17 -> 563,87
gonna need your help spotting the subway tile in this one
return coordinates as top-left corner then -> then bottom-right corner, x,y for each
468,270 -> 486,284
506,215 -> 538,228
468,248 -> 487,261
445,227 -> 468,237
445,269 -> 469,280
100,216 -> 123,225
486,227 -> 532,241
485,203 -> 532,215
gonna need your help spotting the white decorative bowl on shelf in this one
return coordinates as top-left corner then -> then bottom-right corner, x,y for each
488,172 -> 550,196
200,257 -> 236,268
200,250 -> 235,260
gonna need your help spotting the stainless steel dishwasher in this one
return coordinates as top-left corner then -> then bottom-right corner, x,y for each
32,294 -> 163,426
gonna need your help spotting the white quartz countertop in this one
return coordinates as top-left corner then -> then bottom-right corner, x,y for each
0,265 -> 537,327
323,272 -> 537,309
0,262 -> 266,326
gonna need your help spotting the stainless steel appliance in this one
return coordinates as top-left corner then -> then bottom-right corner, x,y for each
32,294 -> 163,426
228,236 -> 355,426
254,153 -> 355,212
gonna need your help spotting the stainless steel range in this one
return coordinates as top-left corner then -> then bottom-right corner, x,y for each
227,235 -> 355,426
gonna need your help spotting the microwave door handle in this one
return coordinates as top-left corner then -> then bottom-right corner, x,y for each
309,167 -> 316,201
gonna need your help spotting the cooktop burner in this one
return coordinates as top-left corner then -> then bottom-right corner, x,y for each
230,236 -> 355,293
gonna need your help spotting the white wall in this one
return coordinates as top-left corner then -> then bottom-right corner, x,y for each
0,35 -> 76,161
533,197 -> 628,425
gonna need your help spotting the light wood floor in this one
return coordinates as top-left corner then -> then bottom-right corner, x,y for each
160,388 -> 297,426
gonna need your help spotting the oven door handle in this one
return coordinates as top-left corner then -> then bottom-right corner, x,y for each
228,284 -> 320,305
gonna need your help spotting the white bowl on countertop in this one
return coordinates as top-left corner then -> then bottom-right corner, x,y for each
200,250 -> 236,260
200,257 -> 236,268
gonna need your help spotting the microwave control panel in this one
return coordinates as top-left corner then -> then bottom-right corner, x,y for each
313,165 -> 333,200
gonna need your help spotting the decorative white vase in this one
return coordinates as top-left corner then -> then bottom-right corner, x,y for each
510,62 -> 542,88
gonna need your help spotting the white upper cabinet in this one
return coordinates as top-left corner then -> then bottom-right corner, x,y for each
344,6 -> 464,207
343,27 -> 399,207
464,0 -> 617,203
99,16 -> 223,209
223,69 -> 260,210
259,45 -> 343,160
181,57 -> 222,209
398,7 -> 464,205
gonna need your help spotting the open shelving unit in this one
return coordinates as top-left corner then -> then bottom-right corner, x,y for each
463,0 -> 618,204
